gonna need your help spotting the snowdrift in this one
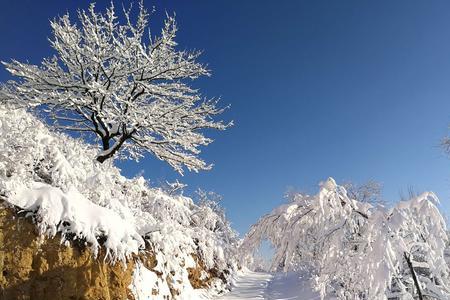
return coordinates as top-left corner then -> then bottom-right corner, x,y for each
0,104 -> 238,299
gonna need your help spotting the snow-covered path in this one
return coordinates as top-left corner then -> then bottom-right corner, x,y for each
218,271 -> 272,299
218,271 -> 326,300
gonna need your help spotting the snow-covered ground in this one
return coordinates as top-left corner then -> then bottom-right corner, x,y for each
218,271 -> 271,299
219,271 -> 332,300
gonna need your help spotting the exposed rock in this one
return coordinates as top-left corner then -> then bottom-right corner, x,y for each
0,200 -> 136,300
187,254 -> 227,289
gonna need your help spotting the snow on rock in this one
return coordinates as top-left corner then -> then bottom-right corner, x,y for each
129,261 -> 172,300
130,260 -> 214,300
12,182 -> 144,262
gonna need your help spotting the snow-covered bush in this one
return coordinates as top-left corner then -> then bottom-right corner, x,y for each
241,178 -> 450,299
0,104 -> 237,298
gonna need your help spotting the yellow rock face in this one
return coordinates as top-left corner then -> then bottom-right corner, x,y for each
0,200 -> 136,300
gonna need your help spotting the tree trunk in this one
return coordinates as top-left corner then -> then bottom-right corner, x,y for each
404,252 -> 424,300
96,135 -> 128,163
101,137 -> 110,151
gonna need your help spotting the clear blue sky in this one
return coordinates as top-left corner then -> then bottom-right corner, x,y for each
2,0 -> 450,235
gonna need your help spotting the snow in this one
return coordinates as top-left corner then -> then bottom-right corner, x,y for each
130,261 -> 216,300
219,271 -> 334,300
11,182 -> 144,262
219,271 -> 272,299
129,261 -> 172,300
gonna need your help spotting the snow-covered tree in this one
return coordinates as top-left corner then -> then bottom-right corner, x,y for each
1,2 -> 231,172
241,178 -> 450,299
191,189 -> 239,269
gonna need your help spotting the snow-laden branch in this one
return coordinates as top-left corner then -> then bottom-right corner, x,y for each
1,1 -> 231,173
240,178 -> 450,299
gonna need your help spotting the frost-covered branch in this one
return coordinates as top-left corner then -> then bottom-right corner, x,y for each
343,180 -> 384,206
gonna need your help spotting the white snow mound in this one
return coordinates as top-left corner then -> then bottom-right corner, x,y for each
13,182 -> 144,262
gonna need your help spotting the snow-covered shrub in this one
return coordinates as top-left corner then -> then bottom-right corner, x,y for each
241,178 -> 450,299
0,104 -> 237,298
192,189 -> 239,270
